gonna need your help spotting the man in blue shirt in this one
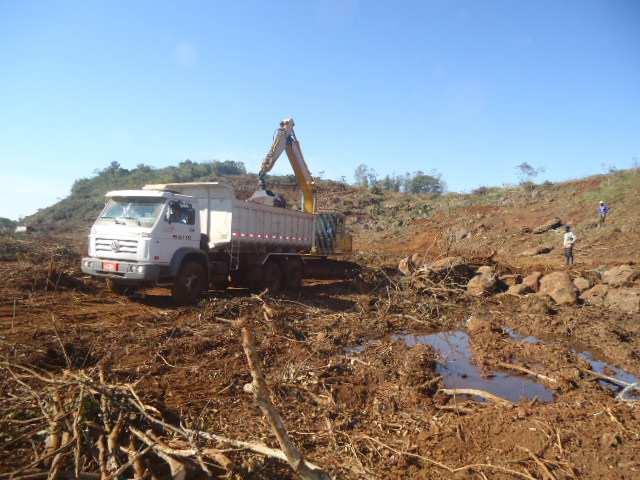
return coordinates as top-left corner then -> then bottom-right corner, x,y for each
598,201 -> 609,226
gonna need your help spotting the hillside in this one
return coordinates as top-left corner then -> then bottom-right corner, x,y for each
22,161 -> 640,270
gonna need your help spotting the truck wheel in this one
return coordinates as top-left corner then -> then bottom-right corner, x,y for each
284,258 -> 303,292
263,261 -> 283,294
172,261 -> 206,305
105,278 -> 127,294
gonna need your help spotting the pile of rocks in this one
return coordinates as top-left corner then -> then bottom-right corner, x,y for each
397,254 -> 639,313
500,265 -> 639,313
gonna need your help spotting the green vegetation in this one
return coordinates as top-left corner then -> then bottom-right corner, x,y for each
354,164 -> 445,194
24,160 -> 248,230
0,217 -> 17,233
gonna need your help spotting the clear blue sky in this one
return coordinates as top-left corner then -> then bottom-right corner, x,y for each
1,0 -> 639,220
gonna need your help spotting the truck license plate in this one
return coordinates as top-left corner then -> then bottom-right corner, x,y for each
102,261 -> 119,272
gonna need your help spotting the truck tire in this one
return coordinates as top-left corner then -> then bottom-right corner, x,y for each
263,261 -> 283,294
284,258 -> 303,292
172,261 -> 206,305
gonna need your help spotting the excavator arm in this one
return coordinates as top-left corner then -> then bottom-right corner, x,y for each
258,118 -> 315,213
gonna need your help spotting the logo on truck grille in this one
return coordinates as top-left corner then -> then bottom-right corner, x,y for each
110,240 -> 121,252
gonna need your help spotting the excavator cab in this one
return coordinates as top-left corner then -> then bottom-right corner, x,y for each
313,212 -> 352,255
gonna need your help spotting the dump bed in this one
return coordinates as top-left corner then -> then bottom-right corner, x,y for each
143,182 -> 314,251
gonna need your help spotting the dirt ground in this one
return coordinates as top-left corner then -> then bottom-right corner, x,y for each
1,233 -> 639,479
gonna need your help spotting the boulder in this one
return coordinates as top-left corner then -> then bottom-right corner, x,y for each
580,284 -> 609,307
572,277 -> 591,293
522,272 -> 543,292
477,265 -> 495,275
532,217 -> 563,234
602,265 -> 639,287
521,245 -> 553,256
466,273 -> 498,297
539,271 -> 577,305
499,274 -> 522,287
507,283 -> 531,296
398,253 -> 426,275
398,256 -> 415,276
418,256 -> 476,284
605,288 -> 640,314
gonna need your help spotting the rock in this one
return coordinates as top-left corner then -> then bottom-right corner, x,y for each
580,284 -> 609,306
507,283 -> 531,296
520,226 -> 532,234
539,271 -> 577,305
522,272 -> 543,292
572,277 -> 591,293
398,256 -> 415,276
477,265 -> 495,275
499,274 -> 522,286
418,256 -> 476,284
602,265 -> 639,287
398,253 -> 427,275
605,288 -> 640,314
521,245 -> 554,256
466,273 -> 498,297
532,217 -> 563,234
523,295 -> 554,315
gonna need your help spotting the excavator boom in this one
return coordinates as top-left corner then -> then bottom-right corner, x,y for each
258,118 -> 315,213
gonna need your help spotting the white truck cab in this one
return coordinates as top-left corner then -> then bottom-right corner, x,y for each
81,189 -> 206,301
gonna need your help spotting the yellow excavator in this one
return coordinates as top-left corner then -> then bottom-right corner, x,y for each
249,117 -> 316,213
250,117 -> 352,254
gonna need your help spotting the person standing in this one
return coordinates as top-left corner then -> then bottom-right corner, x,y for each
598,201 -> 609,226
563,225 -> 577,266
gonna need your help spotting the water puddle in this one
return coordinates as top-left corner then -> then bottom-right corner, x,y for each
392,331 -> 555,403
504,328 -> 639,399
503,327 -> 540,345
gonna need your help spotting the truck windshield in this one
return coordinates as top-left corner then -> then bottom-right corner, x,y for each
100,198 -> 165,227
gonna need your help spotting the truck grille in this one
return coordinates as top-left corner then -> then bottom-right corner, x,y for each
95,238 -> 138,254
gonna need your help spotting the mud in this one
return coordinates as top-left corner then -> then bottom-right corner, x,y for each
1,235 -> 640,479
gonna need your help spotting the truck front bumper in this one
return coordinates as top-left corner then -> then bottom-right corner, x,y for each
81,257 -> 164,285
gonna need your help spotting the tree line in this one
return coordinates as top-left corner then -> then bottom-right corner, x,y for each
353,164 -> 445,194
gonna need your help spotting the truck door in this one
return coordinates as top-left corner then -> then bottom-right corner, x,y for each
154,201 -> 200,262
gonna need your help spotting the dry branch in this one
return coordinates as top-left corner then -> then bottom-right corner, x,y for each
240,319 -> 331,480
438,388 -> 514,406
498,362 -> 557,383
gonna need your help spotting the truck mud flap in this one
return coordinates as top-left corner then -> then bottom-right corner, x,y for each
301,257 -> 360,280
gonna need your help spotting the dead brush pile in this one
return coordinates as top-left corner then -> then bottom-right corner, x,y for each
0,319 -> 331,480
0,236 -> 90,296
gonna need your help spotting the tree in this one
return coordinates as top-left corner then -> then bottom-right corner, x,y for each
405,171 -> 444,195
516,162 -> 545,183
354,164 -> 370,187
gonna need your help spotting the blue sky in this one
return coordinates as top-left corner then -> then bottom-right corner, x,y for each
1,0 -> 639,220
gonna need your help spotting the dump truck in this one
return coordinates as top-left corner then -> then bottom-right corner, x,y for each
81,118 -> 355,303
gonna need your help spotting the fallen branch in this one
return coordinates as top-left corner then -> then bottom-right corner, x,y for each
498,362 -> 557,383
438,388 -> 514,406
240,319 -> 331,480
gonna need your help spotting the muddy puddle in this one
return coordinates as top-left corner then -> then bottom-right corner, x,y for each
505,327 -> 640,400
392,331 -> 555,403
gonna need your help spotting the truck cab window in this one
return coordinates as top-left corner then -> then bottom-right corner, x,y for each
166,201 -> 195,225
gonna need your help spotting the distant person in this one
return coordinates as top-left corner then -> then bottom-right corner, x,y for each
563,225 -> 577,266
598,201 -> 609,226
